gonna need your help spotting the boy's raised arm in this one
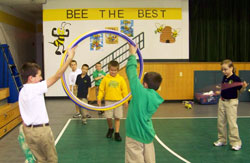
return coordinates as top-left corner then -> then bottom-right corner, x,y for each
126,44 -> 140,90
47,46 -> 77,88
129,44 -> 138,56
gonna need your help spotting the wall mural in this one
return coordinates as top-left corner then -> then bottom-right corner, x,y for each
49,22 -> 71,55
154,23 -> 180,43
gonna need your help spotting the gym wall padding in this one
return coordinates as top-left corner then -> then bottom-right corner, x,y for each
194,70 -> 223,93
239,71 -> 250,102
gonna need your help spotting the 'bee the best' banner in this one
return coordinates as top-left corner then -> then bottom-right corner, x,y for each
43,8 -> 182,21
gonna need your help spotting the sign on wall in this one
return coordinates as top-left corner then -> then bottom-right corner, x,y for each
43,0 -> 189,96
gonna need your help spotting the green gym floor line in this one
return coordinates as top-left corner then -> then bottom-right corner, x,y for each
55,118 -> 250,163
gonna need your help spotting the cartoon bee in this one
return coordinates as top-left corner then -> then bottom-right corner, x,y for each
50,22 -> 71,55
154,23 -> 164,34
172,28 -> 181,38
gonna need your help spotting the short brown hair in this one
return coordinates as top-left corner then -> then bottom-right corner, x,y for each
143,72 -> 162,90
108,60 -> 119,70
71,60 -> 77,64
82,64 -> 89,68
20,62 -> 41,84
96,62 -> 101,65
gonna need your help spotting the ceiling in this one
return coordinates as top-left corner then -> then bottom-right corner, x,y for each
0,0 -> 46,21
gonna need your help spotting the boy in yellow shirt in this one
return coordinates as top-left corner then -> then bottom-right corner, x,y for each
97,60 -> 128,141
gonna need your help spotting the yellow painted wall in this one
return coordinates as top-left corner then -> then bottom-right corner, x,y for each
89,62 -> 250,101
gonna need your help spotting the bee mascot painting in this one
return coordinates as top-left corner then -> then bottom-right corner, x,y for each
50,22 -> 71,55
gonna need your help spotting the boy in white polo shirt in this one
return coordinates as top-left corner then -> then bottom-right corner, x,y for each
68,60 -> 82,118
19,47 -> 77,162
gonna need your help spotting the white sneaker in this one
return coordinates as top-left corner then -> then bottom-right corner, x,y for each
214,141 -> 227,147
232,145 -> 241,151
73,113 -> 81,118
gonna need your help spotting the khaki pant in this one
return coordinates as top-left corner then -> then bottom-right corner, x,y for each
105,101 -> 123,118
23,125 -> 58,163
73,86 -> 77,96
73,86 -> 80,114
217,98 -> 241,146
77,98 -> 89,122
125,136 -> 155,163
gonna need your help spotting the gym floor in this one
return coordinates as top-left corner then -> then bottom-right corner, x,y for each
0,98 -> 250,163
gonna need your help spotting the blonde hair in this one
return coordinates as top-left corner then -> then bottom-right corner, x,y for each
221,59 -> 235,73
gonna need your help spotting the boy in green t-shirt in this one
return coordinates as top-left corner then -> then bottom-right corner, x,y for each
125,44 -> 164,163
93,62 -> 106,115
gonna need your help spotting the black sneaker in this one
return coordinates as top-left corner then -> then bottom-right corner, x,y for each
114,132 -> 122,141
98,111 -> 104,115
82,120 -> 87,125
106,128 -> 114,138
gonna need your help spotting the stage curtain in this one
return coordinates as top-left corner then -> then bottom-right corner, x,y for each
189,0 -> 250,61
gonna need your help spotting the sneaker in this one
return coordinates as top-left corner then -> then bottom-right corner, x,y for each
114,133 -> 122,141
98,111 -> 104,115
86,114 -> 92,118
232,145 -> 241,151
106,128 -> 114,138
73,113 -> 81,118
213,141 -> 227,147
82,120 -> 87,125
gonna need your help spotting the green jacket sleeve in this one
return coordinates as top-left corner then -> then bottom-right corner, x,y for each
126,55 -> 142,93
